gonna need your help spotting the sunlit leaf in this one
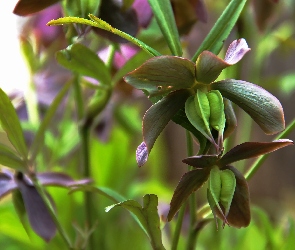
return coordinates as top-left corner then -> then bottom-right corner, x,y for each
56,44 -> 111,85
48,15 -> 160,56
167,169 -> 210,221
124,56 -> 195,97
211,80 -> 285,134
219,139 -> 293,166
137,89 -> 190,166
106,194 -> 165,250
29,82 -> 72,162
148,0 -> 182,56
13,0 -> 60,16
0,89 -> 28,159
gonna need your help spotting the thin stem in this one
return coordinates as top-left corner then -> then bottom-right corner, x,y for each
73,75 -> 95,250
245,118 -> 295,180
185,131 -> 197,250
171,203 -> 186,250
32,177 -> 72,248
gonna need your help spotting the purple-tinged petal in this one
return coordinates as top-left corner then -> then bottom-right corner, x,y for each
37,172 -> 92,187
219,139 -> 293,166
114,45 -> 139,69
133,0 -> 153,28
15,172 -> 56,242
0,171 -> 17,199
224,38 -> 251,65
182,155 -> 218,169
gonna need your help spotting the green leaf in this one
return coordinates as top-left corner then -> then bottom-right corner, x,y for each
47,16 -> 161,57
185,96 -> 216,147
219,139 -> 293,166
56,43 -> 111,85
124,56 -> 196,97
148,0 -> 182,56
106,194 -> 165,250
0,89 -> 28,159
211,79 -> 285,135
136,89 -> 190,166
223,98 -> 237,139
167,169 -> 210,221
191,0 -> 247,61
29,82 -> 72,162
195,90 -> 211,130
0,144 -> 26,170
13,0 -> 60,16
217,166 -> 250,228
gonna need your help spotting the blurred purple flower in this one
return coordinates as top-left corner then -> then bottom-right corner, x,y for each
0,168 -> 91,241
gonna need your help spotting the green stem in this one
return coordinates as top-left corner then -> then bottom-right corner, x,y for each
32,177 -> 72,248
185,131 -> 197,250
245,118 -> 295,180
73,75 -> 95,250
171,203 -> 186,250
25,77 -> 40,127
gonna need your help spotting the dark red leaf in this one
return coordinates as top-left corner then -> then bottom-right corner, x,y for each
13,0 -> 60,16
182,155 -> 218,169
167,168 -> 210,221
219,139 -> 293,166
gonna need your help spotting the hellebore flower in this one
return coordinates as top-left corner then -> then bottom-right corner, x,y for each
124,39 -> 285,166
0,168 -> 91,241
167,139 -> 293,227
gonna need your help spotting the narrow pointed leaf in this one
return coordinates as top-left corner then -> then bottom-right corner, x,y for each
182,155 -> 218,169
124,56 -> 195,97
16,173 -> 56,241
167,169 -> 210,221
56,44 -> 111,85
0,89 -> 28,159
217,166 -> 250,228
137,89 -> 190,166
29,82 -> 72,162
0,143 -> 26,170
219,139 -> 293,166
211,80 -> 285,134
191,0 -> 247,61
223,98 -> 237,138
148,0 -> 182,56
36,172 -> 91,187
106,194 -> 165,250
13,0 -> 60,16
47,16 -> 161,57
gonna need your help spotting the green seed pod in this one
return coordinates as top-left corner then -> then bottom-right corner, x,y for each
207,90 -> 225,131
220,169 -> 236,217
195,89 -> 211,129
185,96 -> 216,147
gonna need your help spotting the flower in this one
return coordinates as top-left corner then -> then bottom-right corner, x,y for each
124,39 -> 285,166
0,168 -> 91,241
167,139 -> 293,227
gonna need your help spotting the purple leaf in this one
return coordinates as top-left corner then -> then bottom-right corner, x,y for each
211,80 -> 285,134
219,139 -> 293,166
138,89 -> 190,166
37,172 -> 91,187
15,173 -> 56,242
0,171 -> 17,199
182,155 -> 218,169
124,56 -> 196,97
167,168 -> 210,221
